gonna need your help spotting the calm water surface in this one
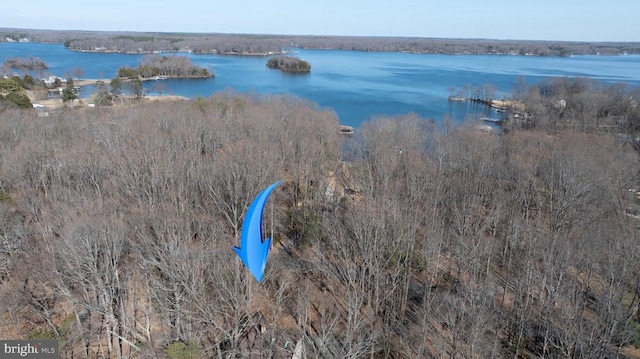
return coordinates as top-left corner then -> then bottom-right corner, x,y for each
2,43 -> 640,127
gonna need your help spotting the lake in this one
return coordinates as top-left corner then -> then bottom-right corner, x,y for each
2,43 -> 640,127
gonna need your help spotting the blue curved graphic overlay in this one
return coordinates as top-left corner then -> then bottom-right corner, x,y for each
233,181 -> 281,282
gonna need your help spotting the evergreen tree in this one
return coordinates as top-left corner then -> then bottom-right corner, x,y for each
62,84 -> 77,103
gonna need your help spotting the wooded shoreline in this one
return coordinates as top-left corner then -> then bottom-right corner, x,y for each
3,27 -> 640,56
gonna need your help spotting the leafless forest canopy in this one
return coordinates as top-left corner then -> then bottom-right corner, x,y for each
497,77 -> 640,134
0,77 -> 639,358
3,27 -> 640,55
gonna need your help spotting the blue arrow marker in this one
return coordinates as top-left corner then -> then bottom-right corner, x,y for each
233,181 -> 281,282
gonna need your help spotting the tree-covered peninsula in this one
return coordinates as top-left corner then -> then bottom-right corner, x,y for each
2,56 -> 48,70
266,55 -> 311,73
117,54 -> 213,79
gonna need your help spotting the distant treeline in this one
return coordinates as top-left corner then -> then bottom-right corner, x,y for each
117,54 -> 212,79
3,27 -> 640,56
266,56 -> 311,73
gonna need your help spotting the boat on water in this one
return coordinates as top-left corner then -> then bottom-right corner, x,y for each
479,117 -> 504,125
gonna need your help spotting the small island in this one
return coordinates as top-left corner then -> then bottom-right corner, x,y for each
117,54 -> 213,79
266,56 -> 311,73
3,56 -> 48,70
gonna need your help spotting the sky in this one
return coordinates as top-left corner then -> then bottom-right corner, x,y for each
1,0 -> 638,42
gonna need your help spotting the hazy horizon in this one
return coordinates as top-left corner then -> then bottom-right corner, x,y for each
1,0 -> 638,42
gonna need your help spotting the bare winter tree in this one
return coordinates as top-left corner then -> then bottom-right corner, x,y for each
55,212 -> 133,359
